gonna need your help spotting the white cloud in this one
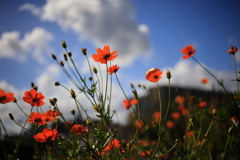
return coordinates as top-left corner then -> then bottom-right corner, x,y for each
19,0 -> 151,66
0,27 -> 54,64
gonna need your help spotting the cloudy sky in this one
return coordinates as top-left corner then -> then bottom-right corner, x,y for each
1,0 -> 240,134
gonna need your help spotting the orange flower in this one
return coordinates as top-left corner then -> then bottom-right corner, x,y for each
33,128 -> 60,142
70,124 -> 88,135
227,46 -> 238,55
198,101 -> 207,108
166,120 -> 175,129
181,45 -> 195,59
42,113 -> 54,123
23,89 -> 45,107
28,112 -> 46,125
92,45 -> 118,64
123,99 -> 137,110
107,65 -> 120,75
152,111 -> 161,125
135,120 -> 144,128
45,109 -> 61,117
140,140 -> 148,147
140,150 -> 151,157
171,112 -> 180,120
175,95 -> 185,104
201,78 -> 209,84
146,68 -> 163,83
103,138 -> 121,151
0,89 -> 15,104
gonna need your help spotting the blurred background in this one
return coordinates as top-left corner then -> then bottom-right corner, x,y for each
1,0 -> 240,135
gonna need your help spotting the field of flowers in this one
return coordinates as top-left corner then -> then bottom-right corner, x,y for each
0,42 -> 239,160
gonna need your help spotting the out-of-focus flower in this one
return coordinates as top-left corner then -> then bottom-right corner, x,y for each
181,45 -> 195,59
28,112 -> 46,125
146,68 -> 163,83
227,46 -> 238,55
70,124 -> 88,135
175,96 -> 185,104
166,120 -> 175,129
33,128 -> 60,142
0,89 -> 15,104
198,101 -> 207,108
171,112 -> 180,120
103,138 -> 121,151
140,140 -> 148,147
140,150 -> 151,157
152,111 -> 161,125
123,99 -> 137,110
92,45 -> 118,64
23,89 -> 45,107
135,120 -> 144,128
107,65 -> 120,75
45,109 -> 61,117
201,78 -> 209,84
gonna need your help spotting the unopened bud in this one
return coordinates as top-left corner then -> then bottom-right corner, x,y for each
130,83 -> 134,89
70,89 -> 76,99
142,85 -> 146,89
49,98 -> 57,106
138,84 -> 142,88
63,53 -> 68,61
93,105 -> 100,113
132,89 -> 138,99
86,119 -> 93,126
61,41 -> 67,49
9,113 -> 14,120
55,117 -> 60,123
60,61 -> 64,67
70,109 -> 76,115
166,70 -> 171,79
31,82 -> 35,88
81,48 -> 87,55
33,86 -> 38,91
92,67 -> 98,74
54,82 -> 60,86
89,77 -> 93,81
67,52 -> 72,57
51,53 -> 57,60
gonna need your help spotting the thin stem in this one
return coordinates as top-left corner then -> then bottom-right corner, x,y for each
164,79 -> 171,122
0,118 -> 14,153
15,102 -> 28,117
222,132 -> 230,160
103,63 -> 109,112
233,55 -> 239,91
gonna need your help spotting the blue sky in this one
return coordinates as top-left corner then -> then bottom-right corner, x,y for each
1,0 -> 240,132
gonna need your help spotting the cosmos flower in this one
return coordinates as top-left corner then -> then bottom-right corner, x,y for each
70,124 -> 88,135
33,128 -> 60,142
107,65 -> 120,75
181,45 -> 195,59
227,46 -> 238,55
201,78 -> 209,84
23,89 -> 45,107
28,112 -> 46,125
92,45 -> 118,64
146,68 -> 163,83
198,101 -> 207,108
123,99 -> 137,110
0,89 -> 15,104
140,150 -> 151,157
103,138 -> 121,151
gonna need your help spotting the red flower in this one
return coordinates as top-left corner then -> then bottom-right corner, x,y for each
198,101 -> 207,108
33,128 -> 60,142
140,150 -> 151,157
227,46 -> 238,55
23,89 -> 45,107
0,89 -> 15,104
107,65 -> 120,75
70,124 -> 88,135
123,99 -> 137,110
103,138 -> 121,151
171,112 -> 180,120
152,111 -> 161,125
92,45 -> 118,64
42,113 -> 55,123
45,109 -> 61,117
135,119 -> 144,128
181,45 -> 195,59
166,120 -> 175,129
175,95 -> 185,104
28,112 -> 46,125
146,68 -> 163,83
201,78 -> 209,84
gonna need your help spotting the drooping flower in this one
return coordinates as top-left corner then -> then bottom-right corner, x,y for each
70,124 -> 88,135
107,65 -> 120,75
23,89 -> 45,107
0,89 -> 15,104
92,45 -> 118,64
103,138 -> 121,151
28,112 -> 46,125
181,45 -> 195,59
33,128 -> 60,142
146,68 -> 163,83
201,78 -> 209,84
123,99 -> 137,110
227,46 -> 238,55
140,150 -> 151,157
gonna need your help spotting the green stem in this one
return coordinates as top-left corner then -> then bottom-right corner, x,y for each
233,55 -> 239,91
164,79 -> 171,122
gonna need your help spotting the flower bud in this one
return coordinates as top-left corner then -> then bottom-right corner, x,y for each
55,117 -> 60,123
33,86 -> 38,91
70,89 -> 76,99
93,105 -> 100,113
130,83 -> 134,89
54,82 -> 60,86
81,48 -> 87,55
63,53 -> 68,61
67,52 -> 72,57
89,77 -> 93,81
9,113 -> 14,120
92,67 -> 98,74
49,98 -> 57,106
61,41 -> 67,49
212,109 -> 216,116
132,89 -> 138,99
60,61 -> 64,67
31,82 -> 35,88
166,70 -> 171,79
51,53 -> 57,60
70,109 -> 76,115
86,119 -> 93,126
